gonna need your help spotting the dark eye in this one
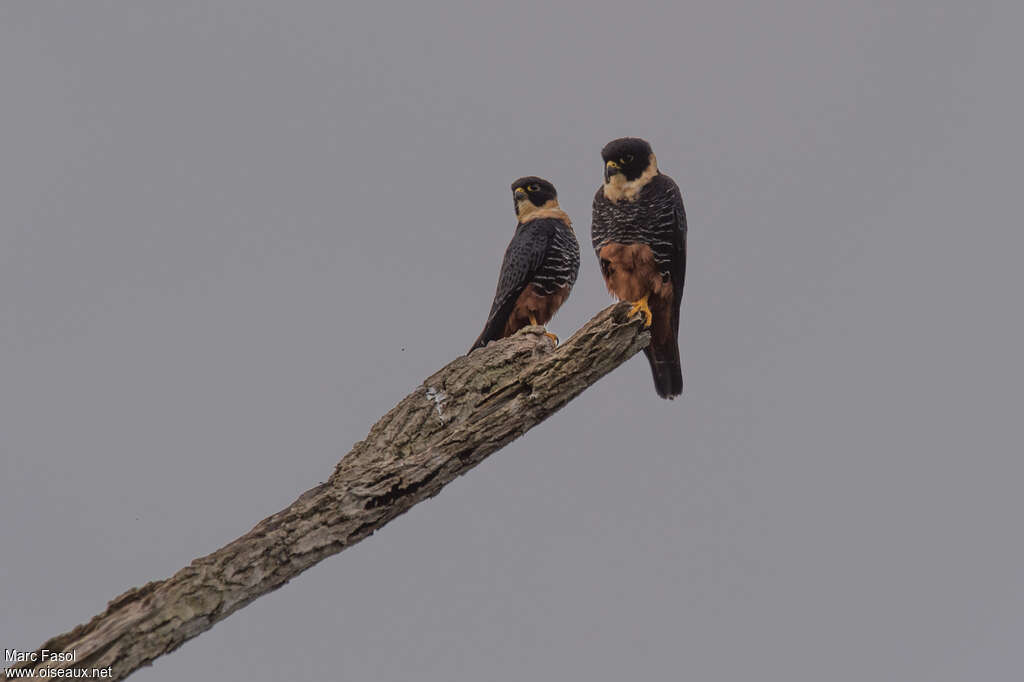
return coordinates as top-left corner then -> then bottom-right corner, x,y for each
528,184 -> 540,192
625,154 -> 635,162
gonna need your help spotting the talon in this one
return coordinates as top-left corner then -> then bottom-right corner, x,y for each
628,295 -> 653,327
544,331 -> 559,346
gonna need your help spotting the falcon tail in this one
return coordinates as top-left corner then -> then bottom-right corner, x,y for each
638,289 -> 683,399
643,298 -> 683,399
469,323 -> 501,353
644,340 -> 682,399
469,303 -> 515,353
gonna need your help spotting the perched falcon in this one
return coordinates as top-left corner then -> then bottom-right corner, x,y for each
470,177 -> 580,352
591,137 -> 687,398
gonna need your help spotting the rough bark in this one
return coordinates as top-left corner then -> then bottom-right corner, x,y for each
8,303 -> 649,680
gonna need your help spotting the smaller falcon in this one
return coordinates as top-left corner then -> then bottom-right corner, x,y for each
591,137 -> 687,398
470,177 -> 580,352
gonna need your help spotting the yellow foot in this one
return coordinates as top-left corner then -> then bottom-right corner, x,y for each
628,295 -> 653,327
544,331 -> 559,346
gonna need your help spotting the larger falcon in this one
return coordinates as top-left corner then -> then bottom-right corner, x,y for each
591,137 -> 687,398
470,177 -> 580,352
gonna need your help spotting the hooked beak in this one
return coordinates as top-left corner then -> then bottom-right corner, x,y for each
604,160 -> 621,183
514,187 -> 529,213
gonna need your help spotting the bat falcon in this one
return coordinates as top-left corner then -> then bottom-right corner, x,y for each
470,177 -> 580,352
591,137 -> 687,398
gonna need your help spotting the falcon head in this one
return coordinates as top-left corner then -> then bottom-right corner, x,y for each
511,176 -> 559,220
601,137 -> 656,183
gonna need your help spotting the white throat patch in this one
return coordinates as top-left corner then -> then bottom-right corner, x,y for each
603,153 -> 659,203
516,198 -> 569,226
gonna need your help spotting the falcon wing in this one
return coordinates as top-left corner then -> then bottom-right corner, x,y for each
470,220 -> 555,351
668,176 -> 687,333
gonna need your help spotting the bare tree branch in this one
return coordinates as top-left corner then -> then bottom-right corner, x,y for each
9,303 -> 649,680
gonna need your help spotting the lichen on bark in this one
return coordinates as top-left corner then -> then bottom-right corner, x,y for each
9,302 -> 649,680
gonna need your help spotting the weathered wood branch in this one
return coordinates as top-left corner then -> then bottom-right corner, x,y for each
9,303 -> 649,680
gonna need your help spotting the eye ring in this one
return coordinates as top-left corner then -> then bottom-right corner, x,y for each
625,154 -> 635,162
528,184 -> 540,192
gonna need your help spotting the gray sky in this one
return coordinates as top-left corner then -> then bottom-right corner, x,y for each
3,1 -> 1023,680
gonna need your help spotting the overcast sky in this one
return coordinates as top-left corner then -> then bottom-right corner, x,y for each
3,1 -> 1023,680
